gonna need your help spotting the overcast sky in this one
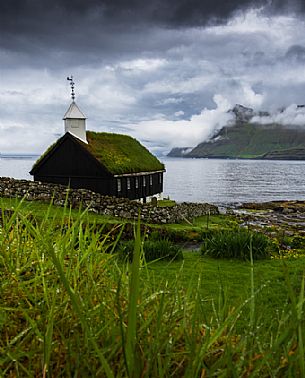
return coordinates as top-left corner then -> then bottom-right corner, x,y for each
2,0 -> 305,154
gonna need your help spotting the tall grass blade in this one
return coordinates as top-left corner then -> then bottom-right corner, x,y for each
297,275 -> 305,376
43,296 -> 55,378
250,235 -> 255,331
282,264 -> 305,376
125,213 -> 142,377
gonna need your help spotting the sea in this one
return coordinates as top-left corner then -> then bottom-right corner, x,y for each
1,155 -> 305,205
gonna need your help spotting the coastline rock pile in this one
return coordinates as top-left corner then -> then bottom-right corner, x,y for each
236,201 -> 305,236
0,177 -> 218,224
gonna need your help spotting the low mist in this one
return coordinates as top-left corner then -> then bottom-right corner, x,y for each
126,94 -> 235,154
252,104 -> 305,127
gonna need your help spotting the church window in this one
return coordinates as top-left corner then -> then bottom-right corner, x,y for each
117,178 -> 121,192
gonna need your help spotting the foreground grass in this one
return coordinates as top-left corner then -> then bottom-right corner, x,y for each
0,197 -> 236,243
1,202 -> 305,376
150,252 -> 305,332
0,196 -> 120,225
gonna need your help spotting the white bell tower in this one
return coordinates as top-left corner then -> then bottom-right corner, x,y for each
63,76 -> 87,143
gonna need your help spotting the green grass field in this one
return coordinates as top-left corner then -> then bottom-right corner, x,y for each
0,197 -> 120,225
150,252 -> 305,331
1,198 -> 305,376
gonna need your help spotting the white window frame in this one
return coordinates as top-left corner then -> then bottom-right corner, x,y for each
135,177 -> 139,189
127,177 -> 131,190
159,173 -> 162,184
117,178 -> 121,192
149,175 -> 153,186
143,176 -> 146,187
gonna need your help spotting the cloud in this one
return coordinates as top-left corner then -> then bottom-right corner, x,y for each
174,110 -> 185,117
125,94 -> 234,153
285,44 -> 305,62
117,59 -> 167,72
252,104 -> 305,126
0,121 -> 57,154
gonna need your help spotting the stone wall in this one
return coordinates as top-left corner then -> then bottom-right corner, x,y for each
0,177 -> 218,224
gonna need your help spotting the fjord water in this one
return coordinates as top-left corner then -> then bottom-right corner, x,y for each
0,157 -> 34,180
163,157 -> 305,204
1,156 -> 305,204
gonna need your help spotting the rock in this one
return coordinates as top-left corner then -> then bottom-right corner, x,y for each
282,208 -> 294,214
151,197 -> 158,207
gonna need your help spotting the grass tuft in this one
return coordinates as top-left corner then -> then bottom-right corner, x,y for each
201,229 -> 277,260
117,238 -> 183,262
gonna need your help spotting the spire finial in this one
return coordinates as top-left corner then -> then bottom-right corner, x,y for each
67,75 -> 75,101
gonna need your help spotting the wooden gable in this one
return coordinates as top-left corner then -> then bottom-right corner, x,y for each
30,133 -> 112,179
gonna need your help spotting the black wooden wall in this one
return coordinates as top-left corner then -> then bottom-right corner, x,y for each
115,172 -> 163,201
32,134 -> 164,200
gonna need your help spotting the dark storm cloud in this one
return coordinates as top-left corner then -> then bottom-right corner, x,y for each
1,0 -> 304,69
285,45 -> 305,62
0,0 -> 264,29
0,0 -> 299,51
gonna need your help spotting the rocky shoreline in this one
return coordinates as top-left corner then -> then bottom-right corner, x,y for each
236,200 -> 305,233
229,200 -> 305,255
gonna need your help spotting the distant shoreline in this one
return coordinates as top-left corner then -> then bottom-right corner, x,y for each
165,155 -> 305,162
0,154 -> 39,159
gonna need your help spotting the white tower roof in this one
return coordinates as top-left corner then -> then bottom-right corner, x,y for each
63,101 -> 87,143
63,101 -> 86,120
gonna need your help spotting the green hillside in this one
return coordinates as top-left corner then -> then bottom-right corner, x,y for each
179,122 -> 305,159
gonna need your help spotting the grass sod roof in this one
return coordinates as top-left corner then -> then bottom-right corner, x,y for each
31,131 -> 165,175
84,131 -> 165,175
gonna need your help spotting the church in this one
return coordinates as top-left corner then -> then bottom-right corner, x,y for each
30,78 -> 165,202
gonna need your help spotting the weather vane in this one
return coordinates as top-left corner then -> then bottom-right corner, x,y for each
67,75 -> 75,101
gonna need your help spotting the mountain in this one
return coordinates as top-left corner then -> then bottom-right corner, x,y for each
167,147 -> 193,157
168,105 -> 305,160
